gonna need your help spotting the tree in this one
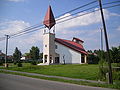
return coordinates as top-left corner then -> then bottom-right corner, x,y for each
13,47 -> 22,64
39,53 -> 43,60
23,53 -> 31,60
110,46 -> 120,63
94,49 -> 106,61
87,54 -> 99,64
29,46 -> 40,60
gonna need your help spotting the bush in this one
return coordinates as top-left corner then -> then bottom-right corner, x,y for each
87,54 -> 99,64
113,71 -> 120,80
0,62 -> 3,66
17,62 -> 22,67
0,59 -> 4,66
31,61 -> 37,65
117,63 -> 120,67
98,60 -> 108,81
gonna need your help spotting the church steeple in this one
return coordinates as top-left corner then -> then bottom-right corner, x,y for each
43,5 -> 56,65
43,5 -> 56,30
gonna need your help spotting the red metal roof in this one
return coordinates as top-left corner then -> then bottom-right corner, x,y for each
55,38 -> 87,55
43,5 -> 56,30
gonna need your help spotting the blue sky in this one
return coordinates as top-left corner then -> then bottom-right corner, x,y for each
0,0 -> 120,55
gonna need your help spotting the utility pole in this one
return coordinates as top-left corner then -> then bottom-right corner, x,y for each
100,28 -> 103,51
100,28 -> 103,60
98,0 -> 113,84
5,35 -> 10,68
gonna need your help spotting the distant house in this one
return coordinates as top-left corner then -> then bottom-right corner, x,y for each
21,56 -> 26,60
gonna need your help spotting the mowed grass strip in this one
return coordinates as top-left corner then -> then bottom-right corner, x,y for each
5,64 -> 99,80
0,70 -> 120,89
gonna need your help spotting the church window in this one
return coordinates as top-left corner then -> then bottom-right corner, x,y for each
55,45 -> 57,49
45,45 -> 47,47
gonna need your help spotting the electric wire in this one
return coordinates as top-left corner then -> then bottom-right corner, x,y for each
5,0 -> 98,39
0,0 -> 120,41
11,3 -> 120,39
57,3 -> 120,24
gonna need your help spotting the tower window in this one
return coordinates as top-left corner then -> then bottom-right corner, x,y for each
45,45 -> 47,47
55,45 -> 57,49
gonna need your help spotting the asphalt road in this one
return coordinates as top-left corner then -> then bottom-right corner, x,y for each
0,73 -> 113,90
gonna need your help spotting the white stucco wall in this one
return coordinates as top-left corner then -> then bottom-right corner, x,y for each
43,33 -> 55,64
55,42 -> 81,64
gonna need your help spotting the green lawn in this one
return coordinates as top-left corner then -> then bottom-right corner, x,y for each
1,63 -> 120,89
4,64 -> 99,80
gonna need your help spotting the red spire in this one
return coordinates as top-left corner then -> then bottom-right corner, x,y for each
43,5 -> 56,30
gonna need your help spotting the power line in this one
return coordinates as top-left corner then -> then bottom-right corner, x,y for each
0,0 -> 99,40
10,3 -> 120,39
57,3 -> 120,24
10,24 -> 43,37
56,5 -> 99,21
9,1 -> 97,36
4,4 -> 120,39
9,5 -> 100,38
103,0 -> 120,6
55,0 -> 98,18
10,26 -> 44,38
0,4 -> 120,41
2,1 -> 98,39
11,0 -> 98,36
56,0 -> 120,21
0,1 -> 120,41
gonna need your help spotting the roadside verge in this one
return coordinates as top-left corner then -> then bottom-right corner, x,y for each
0,69 -> 119,89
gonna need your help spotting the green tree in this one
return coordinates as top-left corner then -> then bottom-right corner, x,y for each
23,53 -> 31,60
13,47 -> 22,64
30,46 -> 40,60
94,49 -> 106,61
87,54 -> 99,64
40,53 -> 43,60
110,46 -> 120,63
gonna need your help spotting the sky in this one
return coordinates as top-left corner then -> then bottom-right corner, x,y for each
0,0 -> 120,55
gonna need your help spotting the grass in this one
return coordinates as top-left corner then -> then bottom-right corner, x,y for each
2,63 -> 99,80
0,63 -> 120,89
0,70 -> 120,89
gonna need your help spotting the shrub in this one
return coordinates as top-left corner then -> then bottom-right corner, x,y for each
0,62 -> 3,66
117,63 -> 120,67
113,71 -> 120,80
17,62 -> 22,67
98,60 -> 108,81
87,54 -> 99,64
31,61 -> 37,65
14,61 -> 17,65
0,59 -> 4,66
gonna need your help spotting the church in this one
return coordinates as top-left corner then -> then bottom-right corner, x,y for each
41,5 -> 87,65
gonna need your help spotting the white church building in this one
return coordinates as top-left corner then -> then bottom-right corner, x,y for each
41,5 -> 87,65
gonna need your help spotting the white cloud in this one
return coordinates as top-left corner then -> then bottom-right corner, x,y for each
6,0 -> 25,2
0,9 -> 119,54
0,20 -> 44,43
0,20 -> 43,54
117,26 -> 120,31
0,20 -> 30,36
55,9 -> 120,50
56,9 -> 118,32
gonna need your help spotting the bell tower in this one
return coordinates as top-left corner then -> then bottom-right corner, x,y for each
43,5 -> 56,64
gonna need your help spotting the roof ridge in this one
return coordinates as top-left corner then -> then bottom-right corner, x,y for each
55,38 -> 87,54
